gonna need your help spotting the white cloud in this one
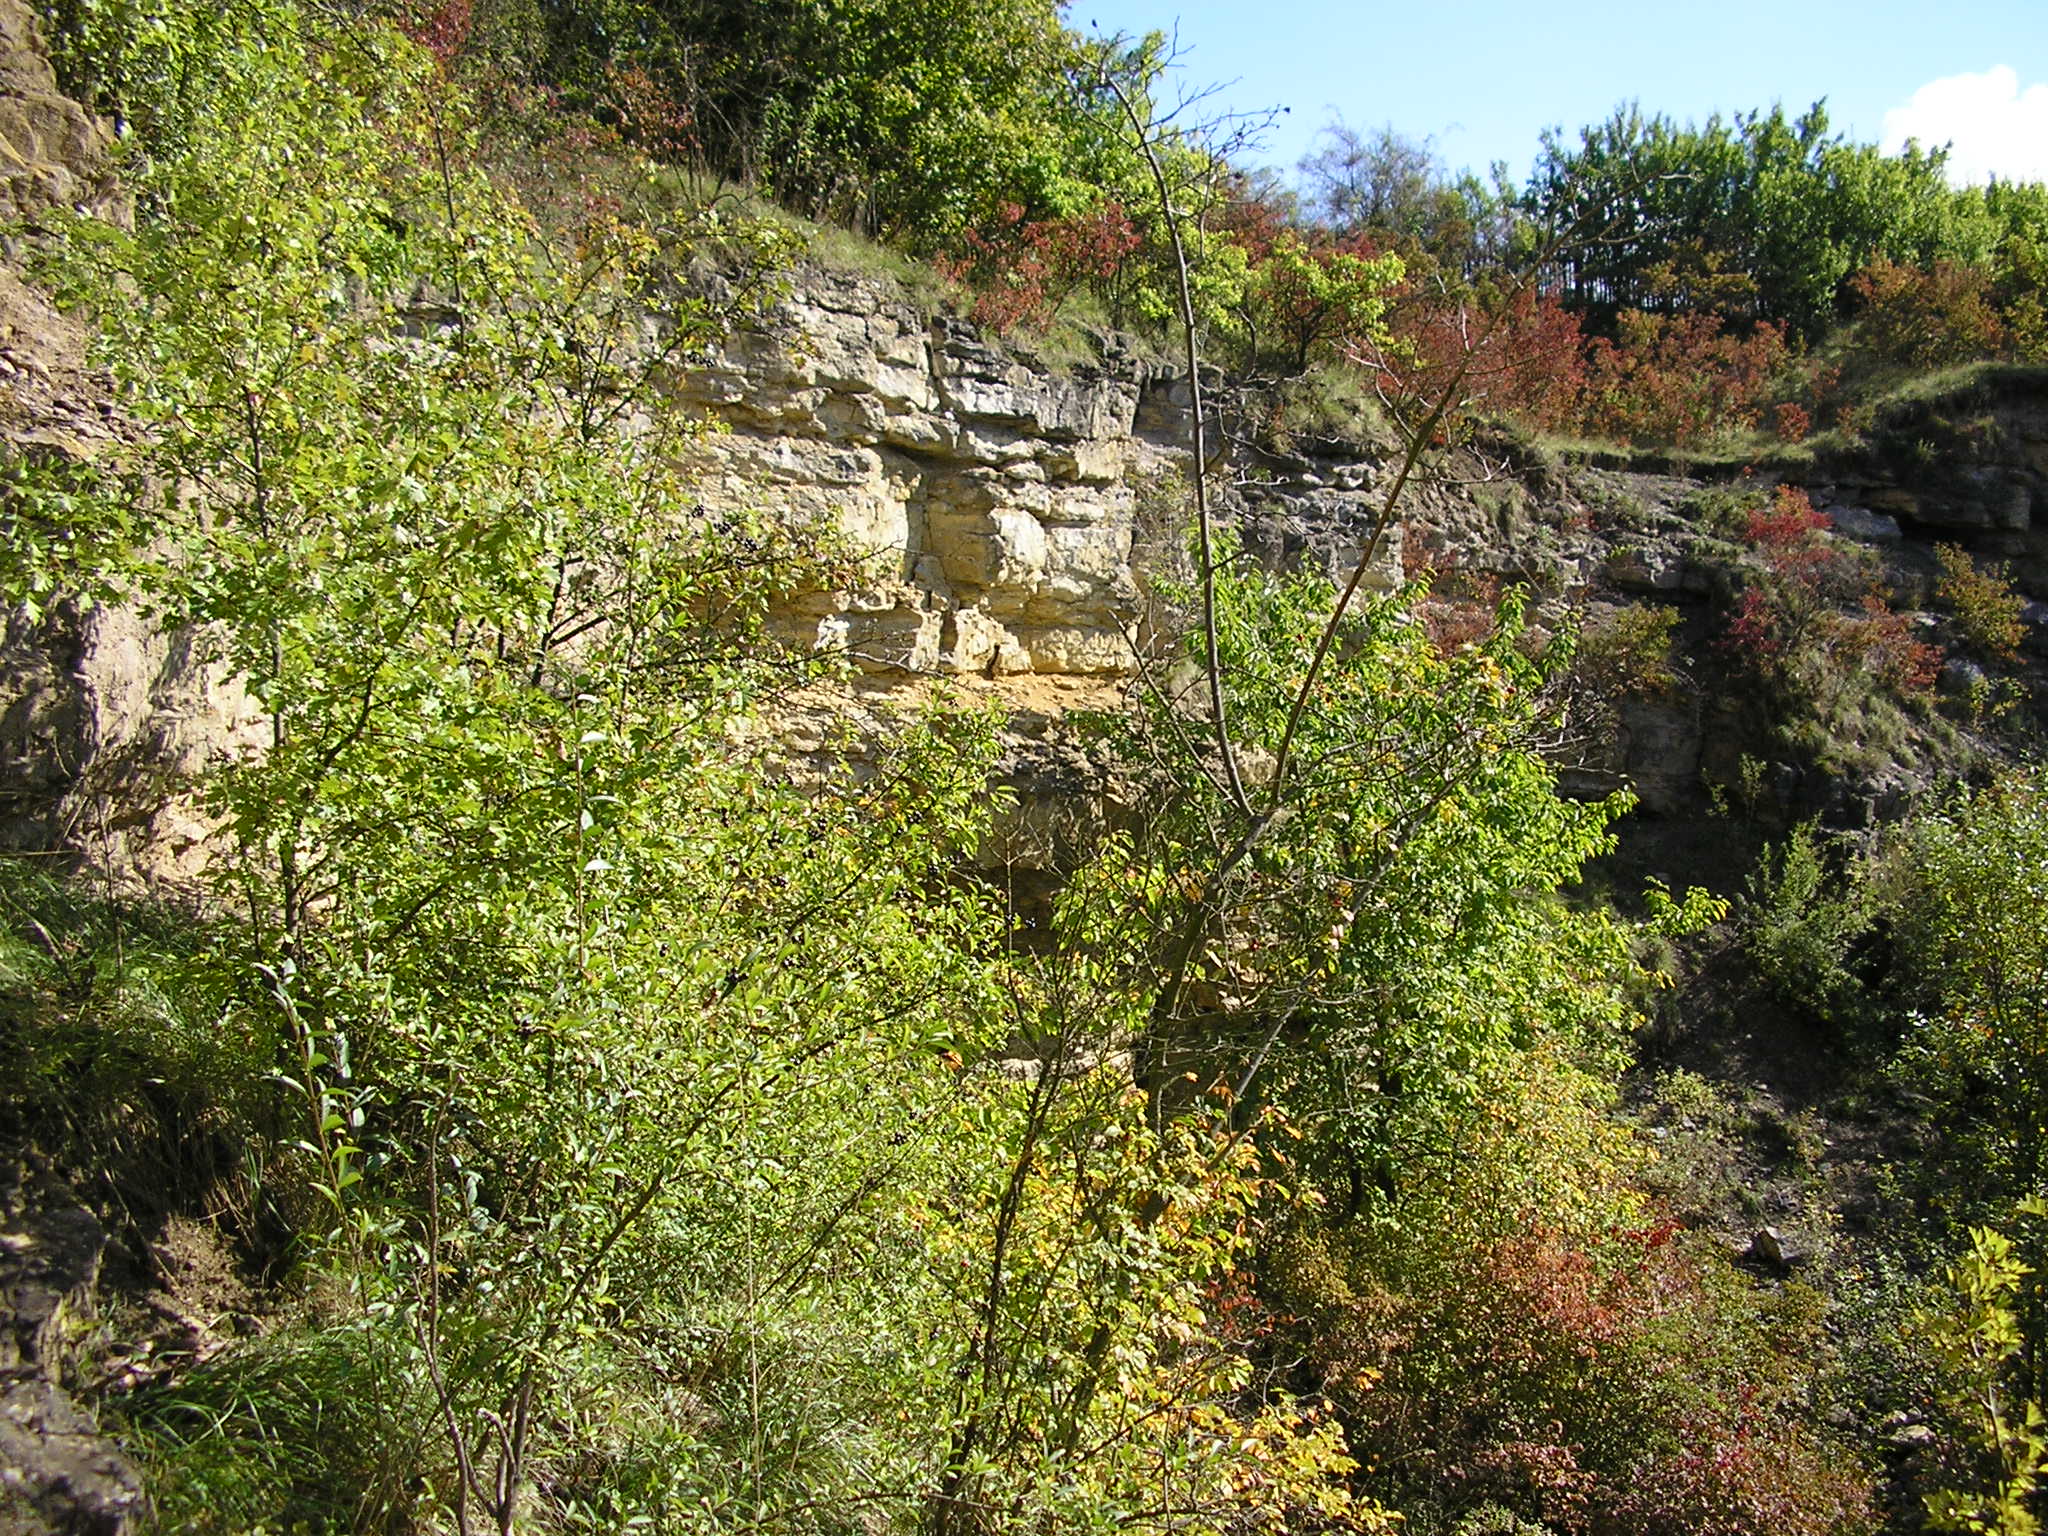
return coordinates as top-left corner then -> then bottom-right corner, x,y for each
1881,65 -> 2048,186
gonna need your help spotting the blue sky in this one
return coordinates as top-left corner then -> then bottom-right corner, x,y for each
1074,0 -> 2048,188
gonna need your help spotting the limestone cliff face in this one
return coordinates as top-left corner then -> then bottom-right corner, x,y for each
673,267 -> 1151,678
1822,373 -> 2048,590
0,254 -> 1193,886
0,600 -> 263,885
0,0 -> 120,226
0,0 -> 264,888
668,266 -> 1425,682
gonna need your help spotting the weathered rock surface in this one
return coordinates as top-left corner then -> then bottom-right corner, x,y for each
0,1380 -> 147,1536
0,1155 -> 148,1536
673,274 -> 1578,681
0,0 -> 121,227
1819,373 -> 2048,588
0,6 -> 2044,877
674,269 -> 1153,678
0,600 -> 262,889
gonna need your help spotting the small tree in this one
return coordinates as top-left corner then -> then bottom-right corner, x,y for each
1923,1215 -> 2048,1536
1936,543 -> 2028,664
1245,231 -> 1403,373
1892,776 -> 2048,1409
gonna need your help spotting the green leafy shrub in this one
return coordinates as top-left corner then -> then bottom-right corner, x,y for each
1579,309 -> 1795,446
1262,1052 -> 1877,1536
1088,549 -> 1656,1204
1887,775 -> 2048,1228
1919,1212 -> 2048,1536
1847,258 -> 2008,372
44,0 -> 293,154
17,10 -> 1397,1532
1935,543 -> 2027,663
1740,822 -> 1876,1032
1242,232 -> 1404,373
1574,603 -> 1684,702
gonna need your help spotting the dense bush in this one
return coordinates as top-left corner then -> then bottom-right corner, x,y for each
1934,543 -> 2027,663
425,0 -> 1120,244
1527,101 -> 2000,341
1577,310 -> 1794,445
1712,485 -> 1940,714
1262,1052 -> 1877,1536
1888,777 -> 2048,1232
936,199 -> 1142,331
1242,231 -> 1404,373
10,7 -> 1405,1530
1846,259 -> 2008,372
5,8 -> 1767,1533
25,3 -> 2048,1532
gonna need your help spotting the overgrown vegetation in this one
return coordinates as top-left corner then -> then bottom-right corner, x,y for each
82,0 -> 2028,458
7,3 -> 2048,1535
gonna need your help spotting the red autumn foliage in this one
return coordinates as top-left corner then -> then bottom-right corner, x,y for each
1743,485 -> 1830,551
1479,289 -> 1590,430
1368,286 -> 1587,432
1748,489 -> 1865,613
1286,1223 -> 1878,1536
1609,1399 -> 1878,1536
1416,568 -> 1504,655
1837,594 -> 1944,693
1216,179 -> 1296,266
1579,310 -> 1793,445
1715,484 -> 1941,698
1720,486 -> 1847,675
940,202 -> 1142,333
1205,1268 -> 1285,1350
1722,586 -> 1785,667
400,0 -> 474,68
1800,361 -> 1849,429
1419,599 -> 1502,656
600,64 -> 697,159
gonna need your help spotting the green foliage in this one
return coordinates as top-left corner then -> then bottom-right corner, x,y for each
921,1062 -> 1390,1536
1741,822 -> 1875,1031
43,0 -> 293,156
1937,543 -> 2028,663
1086,545 -> 1650,1210
454,0 -> 1131,248
1888,775 -> 2048,1231
31,2 -> 2022,1528
1529,100 -> 1998,340
1871,772 -> 2048,1529
1922,1212 -> 2048,1536
1244,233 -> 1404,373
1263,1052 -> 1878,1536
27,13 -> 1019,1525
1991,192 -> 2048,362
14,8 -> 1397,1530
1573,603 -> 1683,702
122,1322 -> 446,1533
0,448 -> 138,621
0,860 -> 266,1156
